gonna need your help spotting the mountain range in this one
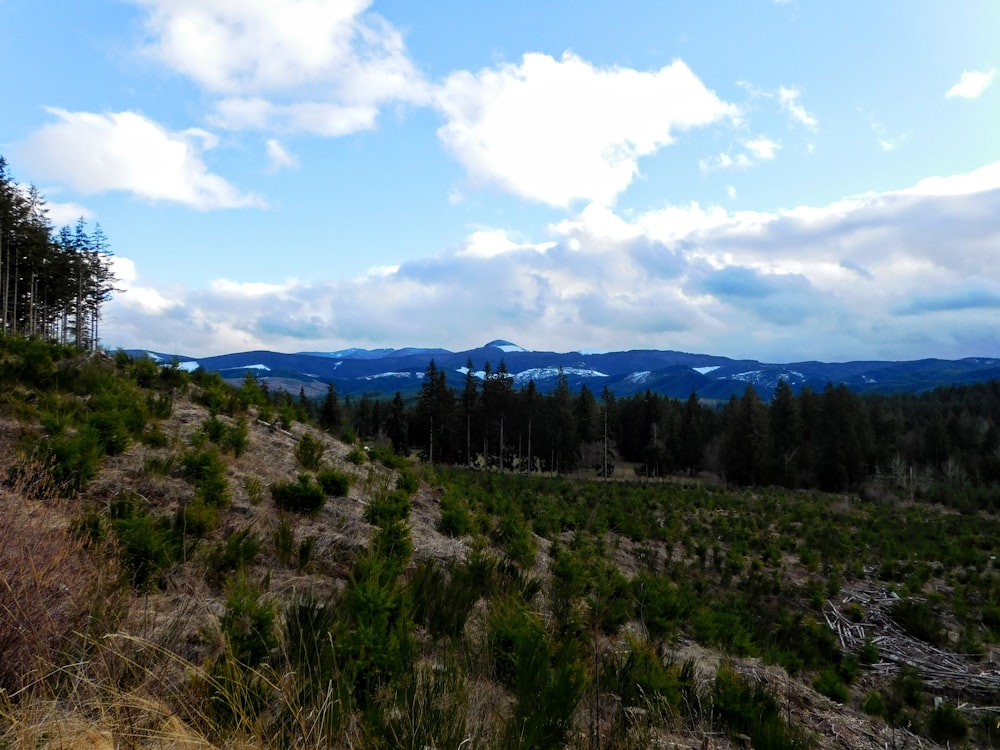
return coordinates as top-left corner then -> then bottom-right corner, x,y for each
128,340 -> 1000,401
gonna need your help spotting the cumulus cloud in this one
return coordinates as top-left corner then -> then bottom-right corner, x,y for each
101,159 -> 1000,362
435,53 -> 738,207
135,0 -> 429,135
18,109 -> 262,209
946,69 -> 995,99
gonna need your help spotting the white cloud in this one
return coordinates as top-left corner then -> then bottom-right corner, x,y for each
700,136 -> 780,172
211,278 -> 297,297
435,53 -> 737,207
136,0 -> 429,135
265,138 -> 298,171
745,137 -> 780,160
18,109 -> 263,209
779,86 -> 818,129
457,228 -> 554,258
44,200 -> 95,226
946,69 -> 995,99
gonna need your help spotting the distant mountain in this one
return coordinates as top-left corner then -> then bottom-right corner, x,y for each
127,341 -> 1000,401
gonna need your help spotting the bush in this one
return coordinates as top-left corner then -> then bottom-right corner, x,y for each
928,702 -> 968,744
181,448 -> 230,507
317,468 -> 352,497
295,433 -> 325,471
364,489 -> 411,527
862,690 -> 885,716
272,475 -> 327,514
396,469 -> 419,494
220,573 -> 277,667
438,492 -> 471,537
409,558 -> 478,640
891,599 -> 947,647
109,494 -> 181,589
488,600 -> 586,750
206,528 -> 261,580
813,668 -> 848,703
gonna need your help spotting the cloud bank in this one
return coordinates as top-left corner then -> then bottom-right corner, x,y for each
103,161 -> 1000,363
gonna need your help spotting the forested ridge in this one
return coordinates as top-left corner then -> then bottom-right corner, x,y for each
0,156 -> 116,349
295,359 -> 1000,506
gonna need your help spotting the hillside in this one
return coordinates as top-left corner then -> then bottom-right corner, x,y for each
2,340 -> 998,749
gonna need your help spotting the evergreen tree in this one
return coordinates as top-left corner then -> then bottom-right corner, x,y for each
319,382 -> 342,434
679,390 -> 707,476
387,391 -> 408,454
459,357 -> 478,467
770,379 -> 802,486
720,385 -> 772,485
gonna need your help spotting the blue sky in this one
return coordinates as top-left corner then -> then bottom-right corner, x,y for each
2,0 -> 999,361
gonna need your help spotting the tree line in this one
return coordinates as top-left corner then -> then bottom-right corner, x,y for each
0,156 -> 116,350
302,358 -> 1000,498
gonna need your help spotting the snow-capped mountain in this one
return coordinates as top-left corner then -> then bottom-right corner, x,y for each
126,341 -> 1000,401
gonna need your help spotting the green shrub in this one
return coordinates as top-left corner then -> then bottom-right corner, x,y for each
396,469 -> 419,494
928,702 -> 968,743
222,417 -> 249,456
181,448 -> 230,507
206,528 -> 261,580
42,426 -> 104,493
140,424 -> 170,447
271,474 -> 327,514
813,668 -> 848,703
364,660 -> 469,750
297,536 -> 316,571
891,599 -> 947,647
342,553 -> 415,706
282,591 -> 346,709
274,516 -> 295,566
346,445 -> 367,465
409,558 -> 478,640
173,498 -> 219,540
488,599 -> 586,750
146,391 -> 174,419
220,573 -> 277,667
244,475 -> 264,505
317,468 -> 352,497
712,664 -> 809,750
862,690 -> 885,716
109,494 -> 180,589
858,637 -> 880,665
364,489 -> 411,527
295,432 -> 325,471
609,635 -> 685,710
633,572 -> 689,639
438,492 -> 471,537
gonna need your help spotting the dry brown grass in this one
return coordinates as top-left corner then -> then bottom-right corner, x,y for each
0,468 -> 121,693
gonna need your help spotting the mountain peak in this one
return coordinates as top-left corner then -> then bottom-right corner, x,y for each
485,339 -> 528,353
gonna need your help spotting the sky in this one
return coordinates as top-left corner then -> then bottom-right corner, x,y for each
2,1 -> 999,362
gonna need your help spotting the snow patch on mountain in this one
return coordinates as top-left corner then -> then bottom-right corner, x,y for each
626,371 -> 652,384
177,361 -> 200,373
364,372 -> 418,380
513,367 -> 608,385
222,364 -> 271,372
726,370 -> 805,388
693,366 -> 720,375
485,339 -> 528,353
